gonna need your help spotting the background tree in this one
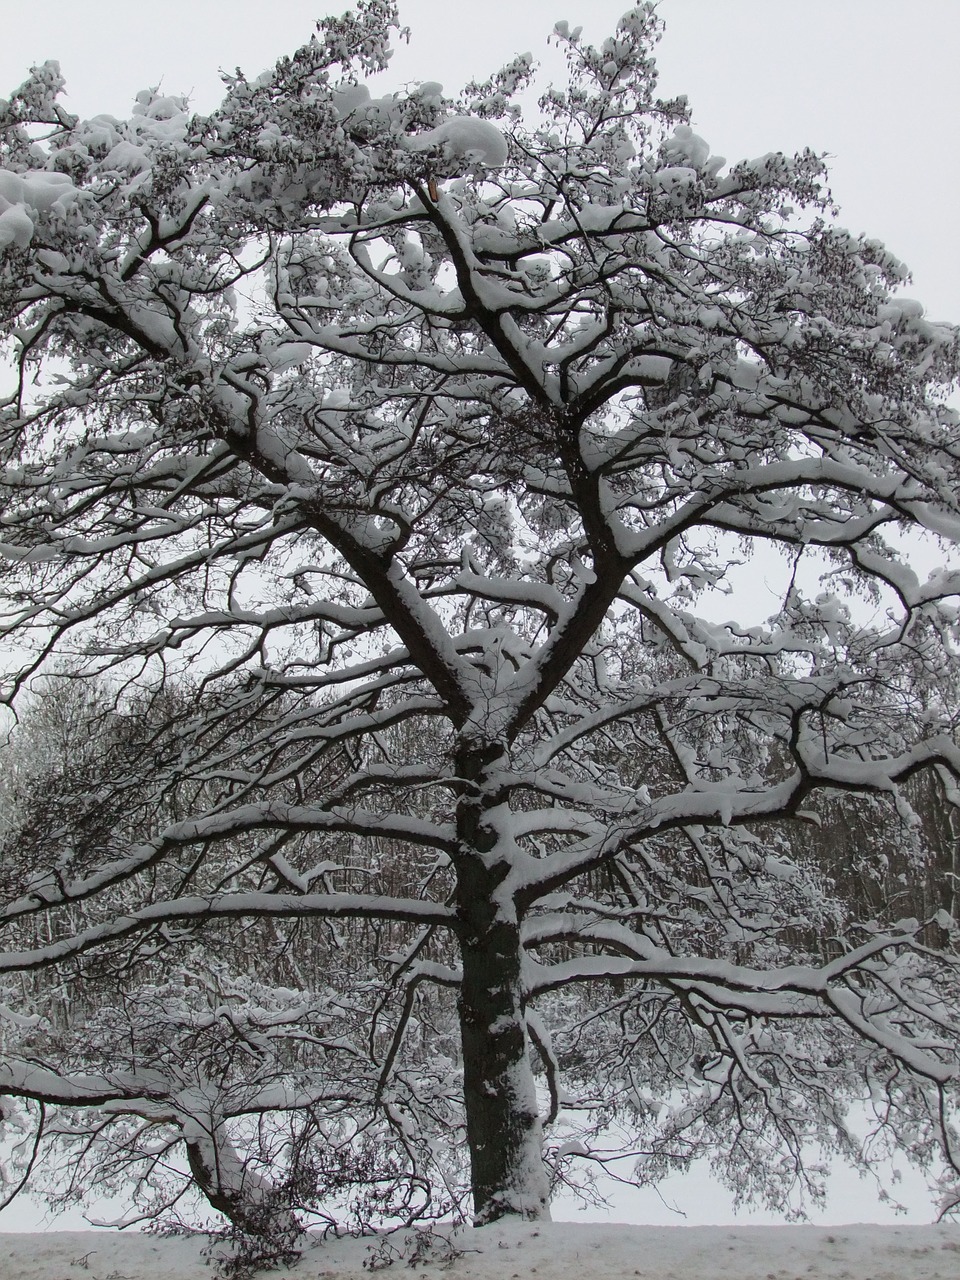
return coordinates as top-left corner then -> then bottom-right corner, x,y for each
1,0 -> 960,1228
0,677 -> 466,1254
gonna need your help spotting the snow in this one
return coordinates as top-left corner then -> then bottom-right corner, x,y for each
662,123 -> 711,170
330,81 -> 375,118
404,117 -> 508,167
1,8 -> 960,1273
0,203 -> 34,250
326,82 -> 506,171
0,168 -> 78,248
2,1220 -> 960,1279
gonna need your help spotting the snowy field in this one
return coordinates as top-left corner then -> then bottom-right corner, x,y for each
3,1220 -> 960,1280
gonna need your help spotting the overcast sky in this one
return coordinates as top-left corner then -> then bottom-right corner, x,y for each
1,0 -> 957,322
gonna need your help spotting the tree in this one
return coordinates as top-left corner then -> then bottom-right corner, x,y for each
0,959 -> 460,1254
2,0 -> 960,1226
0,677 -> 465,1249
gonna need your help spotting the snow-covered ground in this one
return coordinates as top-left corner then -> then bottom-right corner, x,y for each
3,1220 -> 960,1280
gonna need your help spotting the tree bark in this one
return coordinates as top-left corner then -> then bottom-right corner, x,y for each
185,1118 -> 302,1245
455,744 -> 551,1224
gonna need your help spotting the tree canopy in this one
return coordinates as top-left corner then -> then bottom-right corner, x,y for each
2,0 -> 960,1239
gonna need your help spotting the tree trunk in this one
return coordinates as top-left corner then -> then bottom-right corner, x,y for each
455,745 -> 551,1224
185,1117 -> 302,1246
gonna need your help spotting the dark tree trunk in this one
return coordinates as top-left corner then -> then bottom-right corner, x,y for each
455,743 -> 551,1224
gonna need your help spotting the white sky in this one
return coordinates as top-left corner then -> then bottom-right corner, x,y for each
0,0 -> 956,1231
1,0 -> 957,323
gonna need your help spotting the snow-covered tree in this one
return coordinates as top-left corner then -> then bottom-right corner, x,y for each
0,677 -> 465,1248
2,0 -> 960,1225
0,960 -> 461,1252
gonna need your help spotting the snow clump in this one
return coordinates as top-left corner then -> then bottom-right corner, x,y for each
661,124 -> 725,177
0,169 -> 77,249
328,80 -> 506,169
404,117 -> 508,168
